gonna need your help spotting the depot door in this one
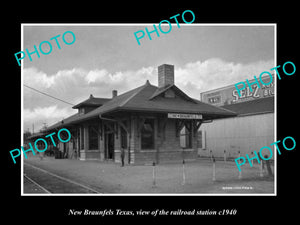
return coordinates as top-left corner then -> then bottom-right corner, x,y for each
105,132 -> 114,160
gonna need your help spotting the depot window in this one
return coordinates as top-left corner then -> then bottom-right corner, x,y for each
180,122 -> 192,149
141,119 -> 155,149
88,125 -> 99,150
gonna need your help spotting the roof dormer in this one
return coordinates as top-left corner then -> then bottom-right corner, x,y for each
72,94 -> 111,114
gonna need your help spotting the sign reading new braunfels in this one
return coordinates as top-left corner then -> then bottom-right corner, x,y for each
168,113 -> 202,119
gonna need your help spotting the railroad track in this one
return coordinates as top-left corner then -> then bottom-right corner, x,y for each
23,163 -> 101,194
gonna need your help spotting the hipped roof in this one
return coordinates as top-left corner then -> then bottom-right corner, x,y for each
46,81 -> 237,130
72,95 -> 110,109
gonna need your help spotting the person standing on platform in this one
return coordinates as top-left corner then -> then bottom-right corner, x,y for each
121,148 -> 125,167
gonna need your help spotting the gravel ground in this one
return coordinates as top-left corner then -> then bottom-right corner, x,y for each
23,155 -> 275,194
23,175 -> 49,193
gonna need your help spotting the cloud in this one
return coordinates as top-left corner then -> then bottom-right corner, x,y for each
176,58 -> 274,96
23,67 -> 55,88
23,66 -> 157,131
23,58 -> 274,132
86,69 -> 108,84
24,105 -> 71,120
23,105 -> 74,132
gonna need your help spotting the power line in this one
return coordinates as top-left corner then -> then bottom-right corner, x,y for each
24,84 -> 75,106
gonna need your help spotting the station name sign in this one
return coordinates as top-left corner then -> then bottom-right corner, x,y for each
168,113 -> 202,119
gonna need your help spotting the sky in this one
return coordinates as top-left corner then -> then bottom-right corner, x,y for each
22,24 -> 275,132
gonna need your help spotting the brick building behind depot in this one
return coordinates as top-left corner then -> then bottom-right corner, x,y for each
199,75 -> 274,160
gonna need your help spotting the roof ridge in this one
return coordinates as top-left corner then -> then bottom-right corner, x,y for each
119,81 -> 155,107
72,96 -> 111,109
149,84 -> 172,99
149,84 -> 198,104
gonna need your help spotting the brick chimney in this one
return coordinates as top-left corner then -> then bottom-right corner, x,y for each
158,64 -> 174,88
112,90 -> 118,98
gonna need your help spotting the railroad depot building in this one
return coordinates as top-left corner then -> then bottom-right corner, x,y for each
44,64 -> 236,165
199,75 -> 275,160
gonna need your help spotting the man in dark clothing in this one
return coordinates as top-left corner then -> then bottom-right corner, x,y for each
121,148 -> 125,167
